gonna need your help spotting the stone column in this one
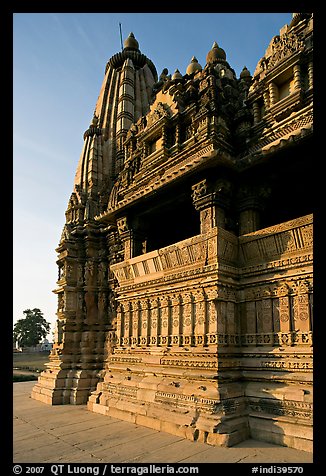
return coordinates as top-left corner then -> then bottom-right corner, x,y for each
293,64 -> 301,91
140,299 -> 150,346
181,292 -> 194,346
116,216 -> 145,259
252,101 -> 261,124
192,178 -> 232,233
291,281 -> 311,334
122,302 -> 132,347
206,288 -> 218,347
171,295 -> 181,346
269,82 -> 278,106
307,61 -> 313,89
116,303 -> 124,346
193,289 -> 207,346
237,184 -> 270,235
117,216 -> 133,259
263,90 -> 270,110
131,301 -> 140,347
160,297 -> 171,346
149,298 -> 159,346
275,284 -> 291,334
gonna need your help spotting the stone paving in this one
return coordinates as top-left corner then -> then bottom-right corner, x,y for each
13,382 -> 313,464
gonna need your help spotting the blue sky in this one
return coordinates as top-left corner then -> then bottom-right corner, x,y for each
13,12 -> 292,336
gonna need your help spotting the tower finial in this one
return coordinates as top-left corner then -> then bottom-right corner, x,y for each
123,32 -> 140,51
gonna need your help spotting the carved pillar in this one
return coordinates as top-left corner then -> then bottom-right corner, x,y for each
117,217 -> 133,259
181,292 -> 194,346
291,281 -> 311,334
252,101 -> 261,124
139,299 -> 150,346
263,90 -> 270,110
245,301 -> 256,336
116,303 -> 124,346
256,288 -> 273,336
124,300 -> 133,346
307,61 -> 313,89
149,298 -> 159,346
193,289 -> 207,346
136,300 -> 142,345
275,283 -> 291,335
192,178 -> 232,233
160,297 -> 171,346
171,295 -> 181,346
178,122 -> 183,146
131,301 -> 139,347
116,216 -> 146,259
269,82 -> 279,106
293,64 -> 301,91
239,209 -> 260,235
206,288 -> 218,343
237,184 -> 270,235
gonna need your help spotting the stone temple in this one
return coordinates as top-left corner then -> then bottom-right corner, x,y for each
32,13 -> 313,452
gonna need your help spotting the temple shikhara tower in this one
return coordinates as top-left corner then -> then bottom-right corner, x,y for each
32,14 -> 313,452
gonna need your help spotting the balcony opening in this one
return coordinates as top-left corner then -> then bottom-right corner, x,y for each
129,183 -> 200,256
249,136 -> 314,230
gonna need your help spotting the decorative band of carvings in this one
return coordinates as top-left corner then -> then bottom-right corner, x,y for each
241,214 -> 312,238
118,335 -> 207,347
249,398 -> 312,420
154,391 -> 222,413
160,357 -> 218,369
117,264 -> 218,291
241,332 -> 312,346
99,388 -> 247,416
239,217 -> 312,267
116,331 -> 312,348
240,253 -> 313,277
108,356 -> 310,372
104,382 -> 138,399
155,391 -> 219,406
109,356 -> 142,364
260,360 -> 312,371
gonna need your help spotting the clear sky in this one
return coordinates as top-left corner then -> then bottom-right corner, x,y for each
13,12 -> 292,337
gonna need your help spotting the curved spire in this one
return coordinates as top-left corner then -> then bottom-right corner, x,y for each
70,32 -> 157,222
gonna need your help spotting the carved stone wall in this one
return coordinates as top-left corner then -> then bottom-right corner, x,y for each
88,214 -> 312,450
31,224 -> 113,405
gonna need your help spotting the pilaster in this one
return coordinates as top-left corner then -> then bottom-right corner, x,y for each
237,184 -> 271,235
191,177 -> 232,232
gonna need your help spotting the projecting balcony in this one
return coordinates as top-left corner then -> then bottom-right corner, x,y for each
111,214 -> 313,288
110,227 -> 238,287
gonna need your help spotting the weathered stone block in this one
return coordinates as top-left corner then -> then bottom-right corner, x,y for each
135,414 -> 161,431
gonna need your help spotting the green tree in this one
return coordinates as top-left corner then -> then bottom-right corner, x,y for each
13,308 -> 51,348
